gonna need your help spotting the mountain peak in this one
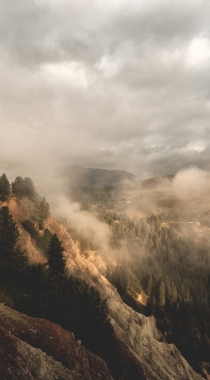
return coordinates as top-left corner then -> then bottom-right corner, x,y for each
67,166 -> 136,187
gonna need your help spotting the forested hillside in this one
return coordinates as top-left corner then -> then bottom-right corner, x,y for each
0,172 -> 208,379
100,211 -> 210,373
0,174 -> 124,379
70,181 -> 210,377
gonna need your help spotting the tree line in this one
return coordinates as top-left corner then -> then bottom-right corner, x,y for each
0,173 -> 50,229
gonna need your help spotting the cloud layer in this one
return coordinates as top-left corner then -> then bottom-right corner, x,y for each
0,0 -> 210,188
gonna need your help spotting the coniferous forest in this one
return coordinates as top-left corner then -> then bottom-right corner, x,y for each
101,211 -> 210,373
69,184 -> 210,375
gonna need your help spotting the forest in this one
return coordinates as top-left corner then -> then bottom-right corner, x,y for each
70,184 -> 210,375
101,210 -> 210,373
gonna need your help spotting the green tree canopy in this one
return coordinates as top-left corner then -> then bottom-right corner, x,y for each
0,174 -> 11,201
24,177 -> 37,200
37,197 -> 50,229
158,280 -> 166,308
47,234 -> 66,277
11,176 -> 37,201
0,206 -> 20,278
11,176 -> 26,198
0,206 -> 19,253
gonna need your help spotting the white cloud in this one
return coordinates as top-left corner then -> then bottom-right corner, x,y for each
185,36 -> 210,69
41,61 -> 88,89
159,48 -> 183,65
97,55 -> 120,78
186,142 -> 206,153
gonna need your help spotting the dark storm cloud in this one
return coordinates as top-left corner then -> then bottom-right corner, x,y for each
0,0 -> 210,188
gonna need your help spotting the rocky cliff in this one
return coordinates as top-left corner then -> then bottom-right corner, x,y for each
3,197 -> 205,380
0,303 -> 113,380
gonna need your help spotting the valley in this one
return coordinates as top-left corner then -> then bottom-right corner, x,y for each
0,172 -> 209,379
68,170 -> 210,378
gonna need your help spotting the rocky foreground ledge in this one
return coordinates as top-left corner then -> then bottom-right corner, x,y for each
0,303 -> 113,380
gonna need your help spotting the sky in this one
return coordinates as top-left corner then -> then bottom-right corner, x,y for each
1,0 -> 210,186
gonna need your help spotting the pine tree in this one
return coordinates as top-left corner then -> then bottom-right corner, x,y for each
11,176 -> 26,198
24,177 -> 37,201
159,280 -> 166,308
0,206 -> 19,253
0,173 -> 11,201
12,176 -> 37,200
38,197 -> 50,228
170,281 -> 178,305
165,275 -> 172,304
0,206 -> 20,276
47,234 -> 66,277
146,273 -> 153,297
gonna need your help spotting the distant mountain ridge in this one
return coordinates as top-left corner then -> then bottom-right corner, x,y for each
68,166 -> 136,187
141,175 -> 174,188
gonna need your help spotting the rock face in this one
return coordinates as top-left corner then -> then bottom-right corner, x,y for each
4,198 -> 204,380
0,304 -> 113,380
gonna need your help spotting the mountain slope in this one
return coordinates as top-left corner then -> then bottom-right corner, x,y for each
3,197 -> 204,380
45,213 -> 203,380
0,303 -> 113,380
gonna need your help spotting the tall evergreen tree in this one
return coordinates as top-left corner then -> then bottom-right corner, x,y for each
24,177 -> 37,201
146,273 -> 153,297
38,197 -> 50,228
159,280 -> 166,308
0,206 -> 19,253
11,176 -> 26,198
12,176 -> 37,201
47,234 -> 66,277
170,281 -> 178,305
0,174 -> 11,201
0,206 -> 20,277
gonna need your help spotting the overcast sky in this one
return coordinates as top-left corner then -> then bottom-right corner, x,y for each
1,0 -> 210,184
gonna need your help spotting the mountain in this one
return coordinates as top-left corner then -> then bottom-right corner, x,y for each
67,166 -> 136,187
0,195 -> 204,380
141,175 -> 174,188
